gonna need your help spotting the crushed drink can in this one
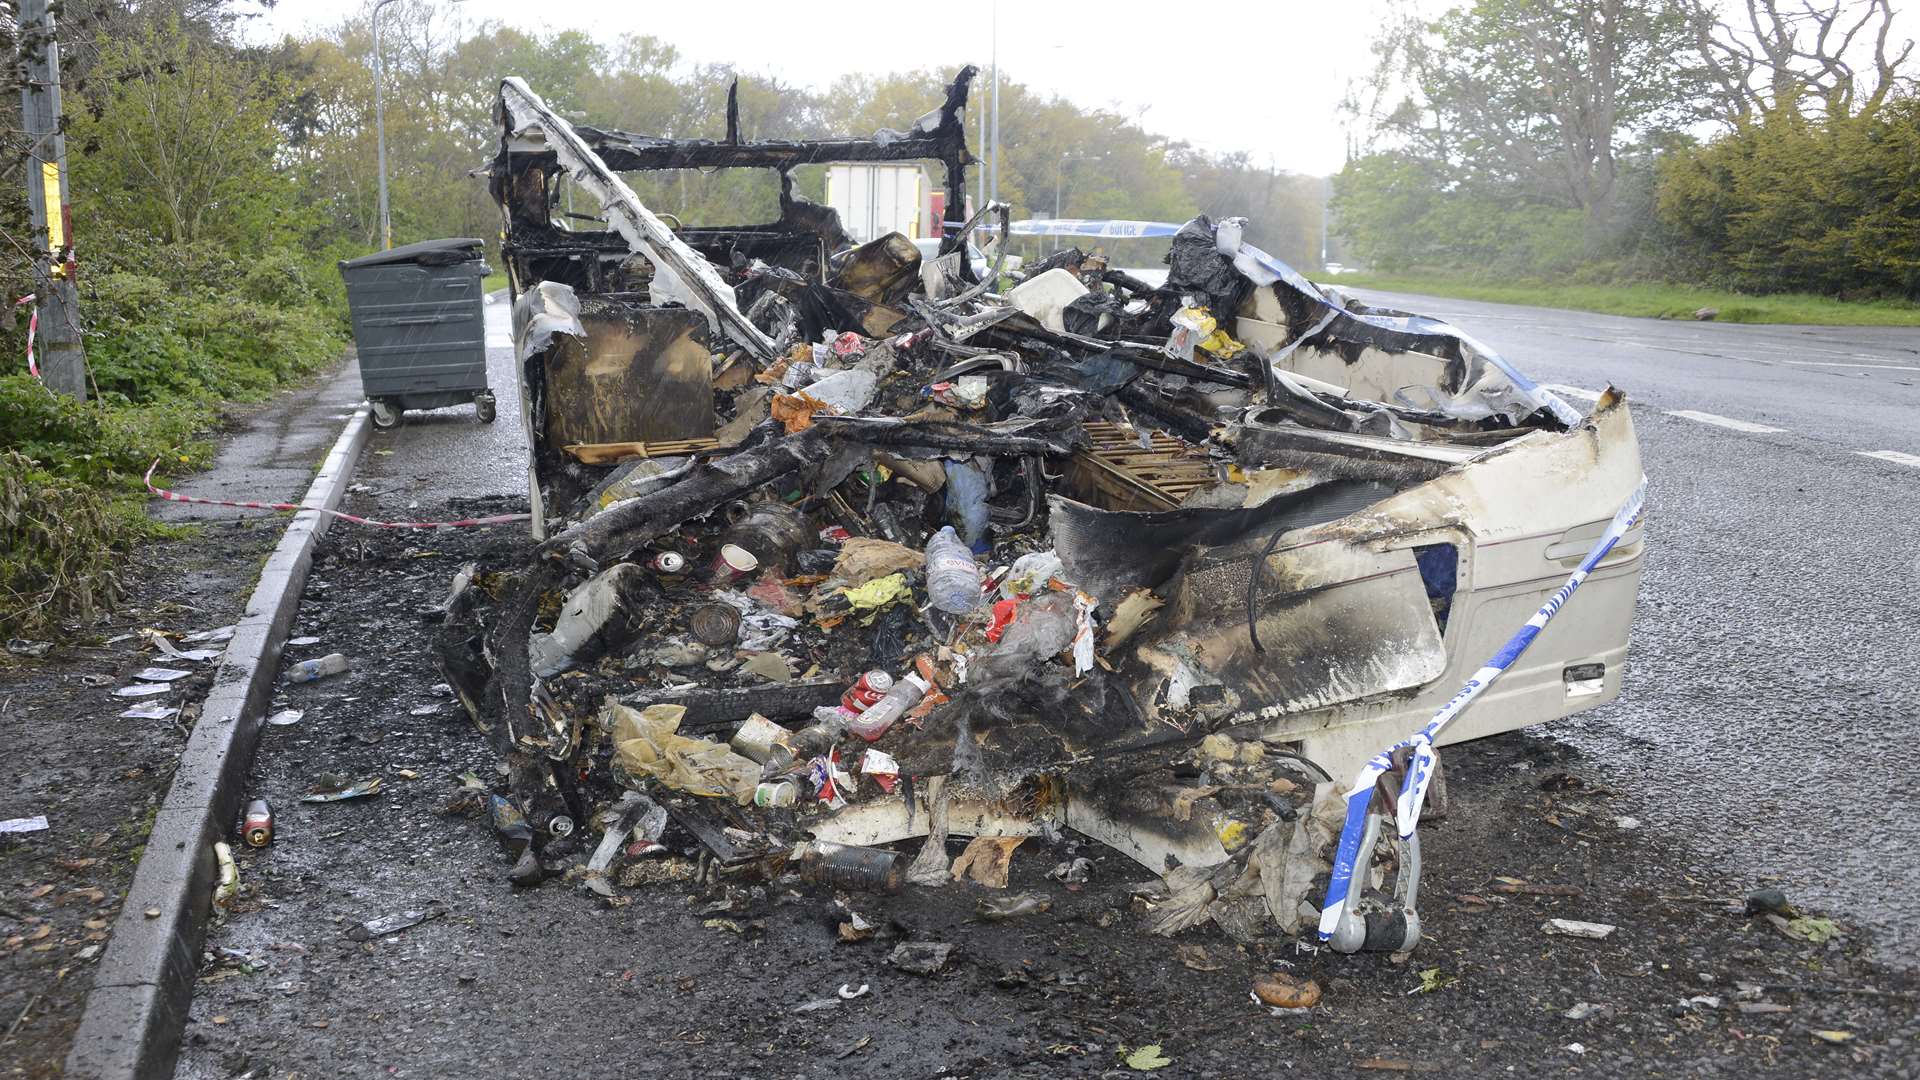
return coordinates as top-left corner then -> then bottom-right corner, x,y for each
648,551 -> 686,574
840,670 -> 894,713
242,799 -> 273,848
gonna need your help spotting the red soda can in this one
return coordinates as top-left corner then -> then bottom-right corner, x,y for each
840,670 -> 894,713
242,799 -> 273,848
649,551 -> 686,574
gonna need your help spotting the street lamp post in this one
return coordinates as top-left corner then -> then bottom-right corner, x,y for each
372,0 -> 402,250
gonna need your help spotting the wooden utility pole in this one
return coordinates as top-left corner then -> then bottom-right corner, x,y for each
15,0 -> 87,399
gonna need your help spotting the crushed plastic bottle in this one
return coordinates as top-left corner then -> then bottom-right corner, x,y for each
943,461 -> 991,548
287,653 -> 349,683
925,526 -> 982,614
846,673 -> 929,741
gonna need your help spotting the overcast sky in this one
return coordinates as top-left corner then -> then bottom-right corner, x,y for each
243,0 -> 1404,177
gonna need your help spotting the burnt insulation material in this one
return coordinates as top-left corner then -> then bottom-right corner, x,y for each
1048,480 -> 1399,605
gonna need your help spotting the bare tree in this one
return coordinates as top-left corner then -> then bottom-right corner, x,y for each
1689,0 -> 1915,122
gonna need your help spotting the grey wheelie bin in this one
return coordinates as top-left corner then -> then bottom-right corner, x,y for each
338,237 -> 496,428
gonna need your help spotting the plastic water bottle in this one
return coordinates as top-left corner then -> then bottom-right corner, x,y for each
288,653 -> 349,683
943,462 -> 991,548
925,526 -> 982,614
847,673 -> 929,741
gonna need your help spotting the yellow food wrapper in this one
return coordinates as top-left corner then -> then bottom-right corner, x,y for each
839,571 -> 912,611
606,701 -> 758,803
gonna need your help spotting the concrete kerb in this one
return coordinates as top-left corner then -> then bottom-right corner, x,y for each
65,406 -> 374,1080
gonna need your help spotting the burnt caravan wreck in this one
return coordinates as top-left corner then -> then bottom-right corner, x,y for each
441,70 -> 1646,951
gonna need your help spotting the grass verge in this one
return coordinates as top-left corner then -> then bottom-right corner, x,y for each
1328,273 -> 1920,326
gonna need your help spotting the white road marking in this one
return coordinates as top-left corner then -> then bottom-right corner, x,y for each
1856,450 -> 1920,468
1666,410 -> 1786,434
1785,360 -> 1920,372
1541,383 -> 1602,401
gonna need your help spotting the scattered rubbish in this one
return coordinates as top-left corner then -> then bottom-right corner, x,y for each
1175,944 -> 1223,972
113,683 -> 172,698
950,836 -> 1025,888
1565,1043 -> 1588,1055
1122,1044 -> 1173,1071
1252,972 -> 1322,1010
132,666 -> 193,682
287,635 -> 321,647
1411,968 -> 1454,995
888,941 -> 953,975
976,892 -> 1051,920
242,800 -> 274,848
266,708 -> 304,726
1563,1002 -> 1607,1020
0,815 -> 50,834
346,901 -> 448,941
302,777 -> 384,803
6,638 -> 51,658
790,996 -> 840,1014
836,983 -> 870,1000
1736,1002 -> 1792,1015
799,841 -> 904,894
184,626 -> 237,643
143,630 -> 221,662
1542,919 -> 1617,940
418,72 -> 1650,967
1744,888 -> 1794,916
409,703 -> 441,716
1810,1029 -> 1855,1045
1048,857 -> 1093,885
213,842 -> 239,907
119,703 -> 179,720
1785,916 -> 1839,943
288,653 -> 350,683
1614,815 -> 1640,830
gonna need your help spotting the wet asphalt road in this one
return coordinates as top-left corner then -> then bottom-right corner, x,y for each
383,290 -> 1920,966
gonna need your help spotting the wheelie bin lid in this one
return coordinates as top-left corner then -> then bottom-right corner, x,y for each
338,237 -> 488,271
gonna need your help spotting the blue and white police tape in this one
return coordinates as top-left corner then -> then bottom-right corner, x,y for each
1316,479 -> 1647,941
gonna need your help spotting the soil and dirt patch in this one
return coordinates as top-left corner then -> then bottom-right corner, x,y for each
172,503 -> 1918,1079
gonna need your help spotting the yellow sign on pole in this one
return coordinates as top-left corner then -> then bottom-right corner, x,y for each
41,161 -> 63,251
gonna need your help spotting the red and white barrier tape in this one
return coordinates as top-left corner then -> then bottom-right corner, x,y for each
144,458 -> 529,530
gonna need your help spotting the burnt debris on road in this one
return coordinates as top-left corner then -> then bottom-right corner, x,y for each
432,70 -> 1647,954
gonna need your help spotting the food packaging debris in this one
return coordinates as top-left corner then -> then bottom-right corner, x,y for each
887,941 -> 953,975
976,892 -> 1051,920
836,572 -> 912,615
1251,972 -> 1323,1009
1542,918 -> 1617,940
0,815 -> 50,834
266,708 -> 304,726
120,702 -> 179,720
859,748 -> 900,793
183,625 -> 237,643
606,702 -> 758,802
132,666 -> 193,683
346,901 -> 448,941
949,835 -> 1025,888
828,537 -> 924,586
113,683 -> 173,698
213,842 -> 239,907
1048,857 -> 1093,884
302,777 -> 385,803
807,751 -> 857,810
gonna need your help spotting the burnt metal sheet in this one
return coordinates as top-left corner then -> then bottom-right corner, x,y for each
541,303 -> 715,447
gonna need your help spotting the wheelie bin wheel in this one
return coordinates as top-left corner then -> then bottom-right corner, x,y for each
475,391 -> 497,424
371,399 -> 401,429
